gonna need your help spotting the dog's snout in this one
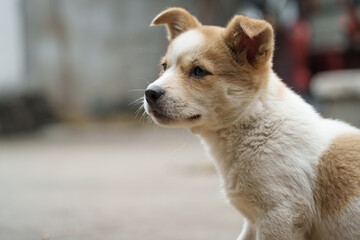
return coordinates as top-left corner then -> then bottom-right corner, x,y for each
145,87 -> 164,104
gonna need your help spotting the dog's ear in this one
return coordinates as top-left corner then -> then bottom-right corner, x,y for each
151,7 -> 201,41
222,15 -> 274,68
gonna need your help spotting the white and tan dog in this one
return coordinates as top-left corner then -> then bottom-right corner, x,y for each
144,7 -> 360,240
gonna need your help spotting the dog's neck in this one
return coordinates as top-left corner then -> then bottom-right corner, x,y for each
192,70 -> 321,178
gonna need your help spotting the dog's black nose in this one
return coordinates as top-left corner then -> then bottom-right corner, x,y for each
145,87 -> 164,104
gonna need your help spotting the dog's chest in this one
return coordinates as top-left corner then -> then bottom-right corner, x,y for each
201,117 -> 299,216
203,123 -> 269,183
205,134 -> 264,221
205,118 -> 280,182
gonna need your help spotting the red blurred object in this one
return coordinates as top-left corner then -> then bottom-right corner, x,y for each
290,18 -> 312,93
341,0 -> 360,43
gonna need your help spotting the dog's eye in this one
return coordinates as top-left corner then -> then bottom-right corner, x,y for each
161,63 -> 167,73
190,66 -> 211,78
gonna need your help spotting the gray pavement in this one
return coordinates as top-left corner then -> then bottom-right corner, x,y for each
0,124 -> 243,240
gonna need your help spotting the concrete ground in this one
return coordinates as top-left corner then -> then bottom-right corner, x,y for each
0,123 -> 243,240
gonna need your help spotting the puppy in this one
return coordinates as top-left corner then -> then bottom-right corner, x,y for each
144,7 -> 360,240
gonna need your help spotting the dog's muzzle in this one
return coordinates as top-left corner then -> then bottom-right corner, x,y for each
145,86 -> 164,106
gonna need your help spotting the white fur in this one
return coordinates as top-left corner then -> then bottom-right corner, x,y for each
148,30 -> 203,90
147,65 -> 175,91
196,72 -> 360,239
171,29 -> 203,65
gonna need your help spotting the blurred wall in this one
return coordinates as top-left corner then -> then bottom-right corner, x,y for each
21,0 -> 204,115
0,0 -> 24,90
16,0 -> 360,121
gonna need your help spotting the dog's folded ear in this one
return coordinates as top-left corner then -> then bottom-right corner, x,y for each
222,15 -> 274,68
151,7 -> 201,41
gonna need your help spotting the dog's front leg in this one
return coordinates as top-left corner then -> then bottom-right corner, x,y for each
255,210 -> 307,240
237,220 -> 256,240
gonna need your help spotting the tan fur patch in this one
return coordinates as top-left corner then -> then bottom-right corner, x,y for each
315,132 -> 360,217
151,8 -> 201,41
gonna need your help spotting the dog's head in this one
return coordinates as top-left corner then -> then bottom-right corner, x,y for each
144,7 -> 274,132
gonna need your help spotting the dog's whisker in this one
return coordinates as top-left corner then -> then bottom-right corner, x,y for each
135,104 -> 144,114
140,110 -> 148,122
129,97 -> 145,106
135,104 -> 146,121
164,134 -> 190,158
128,89 -> 146,92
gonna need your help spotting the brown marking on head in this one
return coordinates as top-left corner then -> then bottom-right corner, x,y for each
151,7 -> 201,41
314,132 -> 360,217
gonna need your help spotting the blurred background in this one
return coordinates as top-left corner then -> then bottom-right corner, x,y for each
0,0 -> 359,239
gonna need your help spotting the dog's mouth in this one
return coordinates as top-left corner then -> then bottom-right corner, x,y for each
150,109 -> 201,123
152,110 -> 172,122
187,114 -> 201,121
